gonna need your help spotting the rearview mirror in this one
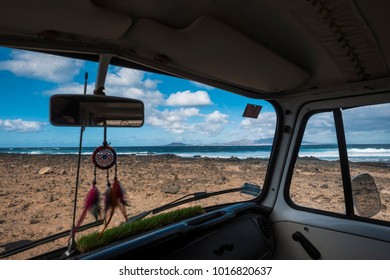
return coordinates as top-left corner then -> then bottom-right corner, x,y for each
50,94 -> 144,127
351,173 -> 381,218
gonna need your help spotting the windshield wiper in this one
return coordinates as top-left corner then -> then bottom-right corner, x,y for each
126,182 -> 261,224
0,219 -> 103,259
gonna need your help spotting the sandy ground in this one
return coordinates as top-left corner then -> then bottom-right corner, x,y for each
0,154 -> 389,259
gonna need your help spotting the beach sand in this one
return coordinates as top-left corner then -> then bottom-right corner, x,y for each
0,154 -> 389,259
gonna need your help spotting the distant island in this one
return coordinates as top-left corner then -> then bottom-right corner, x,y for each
165,142 -> 189,146
165,139 -> 273,146
164,139 -> 320,147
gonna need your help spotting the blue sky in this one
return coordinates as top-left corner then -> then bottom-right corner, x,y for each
0,47 -> 276,147
0,47 -> 389,147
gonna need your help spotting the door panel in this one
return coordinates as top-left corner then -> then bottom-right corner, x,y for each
272,220 -> 390,259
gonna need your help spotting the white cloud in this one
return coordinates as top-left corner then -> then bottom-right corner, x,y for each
308,113 -> 334,128
146,108 -> 230,136
301,104 -> 390,144
144,78 -> 159,89
0,119 -> 46,132
295,113 -> 336,143
44,68 -> 153,96
106,68 -> 144,87
147,108 -> 200,134
195,111 -> 230,136
44,82 -> 95,95
0,50 -> 83,83
343,104 -> 390,132
166,90 -> 212,106
104,68 -> 165,113
240,112 -> 277,139
190,81 -> 215,90
204,111 -> 229,123
193,123 -> 225,136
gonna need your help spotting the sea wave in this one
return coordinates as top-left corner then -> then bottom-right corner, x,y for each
1,146 -> 389,161
299,147 -> 390,162
28,151 -> 43,155
348,148 -> 390,156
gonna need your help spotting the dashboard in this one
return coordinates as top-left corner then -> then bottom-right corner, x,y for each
79,203 -> 274,260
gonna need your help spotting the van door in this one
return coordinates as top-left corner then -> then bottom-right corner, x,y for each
271,98 -> 390,259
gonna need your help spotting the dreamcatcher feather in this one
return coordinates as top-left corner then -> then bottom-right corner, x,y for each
71,142 -> 129,240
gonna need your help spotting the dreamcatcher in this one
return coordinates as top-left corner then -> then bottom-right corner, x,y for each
70,132 -> 128,239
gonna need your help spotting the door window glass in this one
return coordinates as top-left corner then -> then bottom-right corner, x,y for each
290,112 -> 345,214
343,104 -> 390,222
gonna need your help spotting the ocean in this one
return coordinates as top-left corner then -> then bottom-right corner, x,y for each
1,144 -> 390,163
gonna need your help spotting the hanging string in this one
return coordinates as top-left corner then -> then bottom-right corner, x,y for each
93,166 -> 97,185
103,126 -> 108,147
106,169 -> 110,187
66,72 -> 88,255
114,162 -> 118,181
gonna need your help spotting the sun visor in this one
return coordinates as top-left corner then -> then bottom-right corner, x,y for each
0,0 -> 131,39
127,17 -> 309,93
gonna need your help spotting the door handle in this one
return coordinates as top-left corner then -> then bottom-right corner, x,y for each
292,231 -> 321,260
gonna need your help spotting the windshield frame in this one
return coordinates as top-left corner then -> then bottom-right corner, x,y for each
0,47 -> 280,259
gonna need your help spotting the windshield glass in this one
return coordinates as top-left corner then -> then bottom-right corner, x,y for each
0,47 -> 276,259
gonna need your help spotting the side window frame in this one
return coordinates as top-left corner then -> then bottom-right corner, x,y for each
332,109 -> 355,217
283,108 -> 349,220
284,95 -> 390,227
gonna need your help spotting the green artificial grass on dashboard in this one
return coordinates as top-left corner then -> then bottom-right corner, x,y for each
76,206 -> 205,253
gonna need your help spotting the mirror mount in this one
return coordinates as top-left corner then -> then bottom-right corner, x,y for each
94,54 -> 112,96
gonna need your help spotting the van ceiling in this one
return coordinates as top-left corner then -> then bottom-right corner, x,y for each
1,0 -> 390,97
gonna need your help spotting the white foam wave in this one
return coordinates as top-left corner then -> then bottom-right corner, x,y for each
175,151 -> 271,159
348,148 -> 390,156
28,151 -> 42,155
299,147 -> 390,161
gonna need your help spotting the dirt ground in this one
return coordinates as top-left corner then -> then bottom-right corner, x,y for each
0,154 -> 389,259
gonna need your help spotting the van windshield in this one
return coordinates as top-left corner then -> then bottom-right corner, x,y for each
0,47 -> 276,259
